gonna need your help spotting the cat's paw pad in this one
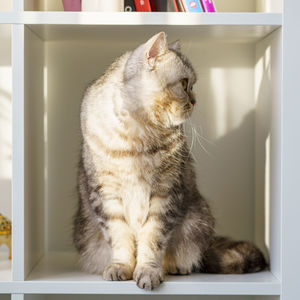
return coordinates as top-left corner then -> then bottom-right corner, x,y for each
102,263 -> 133,281
133,266 -> 164,290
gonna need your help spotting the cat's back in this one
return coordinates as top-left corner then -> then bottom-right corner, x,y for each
81,52 -> 131,128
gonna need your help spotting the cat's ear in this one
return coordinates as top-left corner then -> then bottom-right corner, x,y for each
145,32 -> 168,68
168,40 -> 181,52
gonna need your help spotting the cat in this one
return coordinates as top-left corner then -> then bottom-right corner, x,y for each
73,32 -> 267,290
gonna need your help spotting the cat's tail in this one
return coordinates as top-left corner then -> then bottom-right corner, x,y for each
201,236 -> 268,274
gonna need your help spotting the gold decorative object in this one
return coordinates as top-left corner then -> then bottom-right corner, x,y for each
0,213 -> 11,259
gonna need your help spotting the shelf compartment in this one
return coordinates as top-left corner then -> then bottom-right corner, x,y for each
22,252 -> 280,295
18,21 -> 283,292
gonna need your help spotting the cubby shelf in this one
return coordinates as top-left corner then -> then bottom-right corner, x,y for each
1,1 -> 300,300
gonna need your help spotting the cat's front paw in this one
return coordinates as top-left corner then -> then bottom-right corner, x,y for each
102,263 -> 133,281
133,265 -> 164,290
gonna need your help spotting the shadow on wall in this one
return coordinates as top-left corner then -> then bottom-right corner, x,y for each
187,30 -> 280,265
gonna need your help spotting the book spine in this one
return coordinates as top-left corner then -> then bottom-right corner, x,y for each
182,0 -> 203,12
134,0 -> 152,11
200,0 -> 215,12
173,0 -> 179,12
151,0 -> 179,12
150,0 -> 157,11
176,0 -> 185,12
124,0 -> 136,11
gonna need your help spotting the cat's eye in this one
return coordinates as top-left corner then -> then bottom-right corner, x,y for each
181,78 -> 189,92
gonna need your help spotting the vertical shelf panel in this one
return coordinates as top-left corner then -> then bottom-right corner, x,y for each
23,25 -> 45,279
12,0 -> 23,11
254,28 -> 282,278
282,1 -> 300,300
12,24 -> 24,281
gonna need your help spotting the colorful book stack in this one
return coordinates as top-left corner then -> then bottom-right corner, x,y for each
131,0 -> 216,12
61,0 -> 216,12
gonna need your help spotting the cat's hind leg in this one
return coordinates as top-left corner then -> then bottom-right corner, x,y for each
163,202 -> 215,275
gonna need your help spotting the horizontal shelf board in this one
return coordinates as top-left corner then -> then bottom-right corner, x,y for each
0,11 -> 282,26
0,252 -> 276,295
26,24 -> 281,44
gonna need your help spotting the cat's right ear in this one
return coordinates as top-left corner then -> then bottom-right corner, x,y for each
145,32 -> 168,68
168,40 -> 181,52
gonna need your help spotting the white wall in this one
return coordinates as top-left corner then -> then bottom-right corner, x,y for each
0,0 -> 11,11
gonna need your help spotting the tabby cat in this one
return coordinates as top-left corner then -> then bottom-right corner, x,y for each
73,32 -> 267,290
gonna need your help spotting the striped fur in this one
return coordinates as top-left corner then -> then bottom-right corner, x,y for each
73,32 -> 267,290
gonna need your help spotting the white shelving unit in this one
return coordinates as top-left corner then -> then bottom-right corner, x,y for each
1,0 -> 300,300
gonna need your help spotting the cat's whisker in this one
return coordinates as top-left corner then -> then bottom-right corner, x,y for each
186,116 -> 213,157
193,127 -> 212,157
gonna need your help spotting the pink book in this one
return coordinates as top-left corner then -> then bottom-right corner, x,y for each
200,0 -> 216,12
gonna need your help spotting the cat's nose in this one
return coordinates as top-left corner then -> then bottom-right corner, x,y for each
190,96 -> 196,106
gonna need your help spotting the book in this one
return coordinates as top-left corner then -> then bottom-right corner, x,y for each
124,0 -> 136,11
200,0 -> 216,12
176,0 -> 185,12
134,0 -> 152,11
82,0 -> 124,11
181,0 -> 203,12
150,0 -> 179,12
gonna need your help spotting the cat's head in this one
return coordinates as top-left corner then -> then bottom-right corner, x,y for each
123,32 -> 196,128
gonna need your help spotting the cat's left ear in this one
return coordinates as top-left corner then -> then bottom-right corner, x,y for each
145,32 -> 168,68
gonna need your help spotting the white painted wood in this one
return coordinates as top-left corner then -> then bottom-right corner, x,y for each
0,12 -> 282,26
27,23 -> 281,44
0,0 -> 292,297
281,1 -> 300,300
11,295 -> 23,300
10,252 -> 277,295
12,24 -> 24,282
41,295 -> 258,300
12,0 -> 23,11
254,29 -> 282,278
23,26 -> 45,279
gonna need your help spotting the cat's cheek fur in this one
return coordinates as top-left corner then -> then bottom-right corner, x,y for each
150,92 -> 189,127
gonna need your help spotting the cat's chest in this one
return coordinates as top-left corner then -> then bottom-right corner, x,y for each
120,154 -> 161,231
